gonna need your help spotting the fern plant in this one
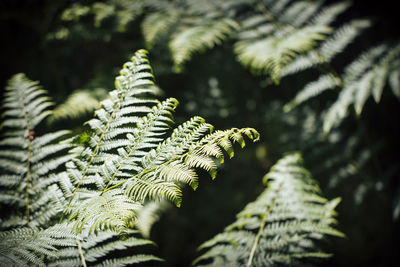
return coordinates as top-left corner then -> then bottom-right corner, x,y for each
194,153 -> 344,267
0,49 -> 260,266
58,0 -> 350,81
58,0 -> 400,132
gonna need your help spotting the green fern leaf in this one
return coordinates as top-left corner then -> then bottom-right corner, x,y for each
135,200 -> 172,238
194,153 -> 343,267
50,88 -> 108,123
235,25 -> 331,82
0,223 -> 77,267
170,17 -> 239,72
323,42 -> 400,132
284,74 -> 341,111
0,74 -> 71,228
142,11 -> 180,49
281,19 -> 371,78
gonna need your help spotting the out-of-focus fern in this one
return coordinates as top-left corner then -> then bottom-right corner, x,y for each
58,0 -> 398,132
142,0 -> 240,71
194,153 -> 344,267
135,200 -> 172,238
280,18 -> 371,78
261,99 -> 395,225
61,1 -> 146,32
323,42 -> 400,131
59,0 -> 352,81
234,0 -> 335,82
285,42 -> 400,132
49,88 -> 108,123
170,17 -> 239,72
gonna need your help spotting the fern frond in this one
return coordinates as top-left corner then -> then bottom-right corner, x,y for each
170,17 -> 239,72
232,0 -> 354,82
0,74 -> 71,228
135,200 -> 172,238
281,0 -> 324,27
50,88 -> 108,123
69,189 -> 140,234
142,11 -> 180,49
281,19 -> 371,77
323,42 -> 400,132
284,74 -> 341,111
235,25 -> 331,82
194,153 -> 343,267
47,228 -> 162,266
2,48 -> 260,266
312,1 -> 351,26
0,223 -> 77,267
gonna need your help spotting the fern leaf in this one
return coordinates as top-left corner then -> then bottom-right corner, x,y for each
0,74 -> 71,228
47,228 -> 162,266
0,223 -> 77,267
281,19 -> 370,78
50,88 -> 107,123
1,47 -> 260,266
284,74 -> 340,111
142,11 -> 180,49
194,153 -> 343,267
170,17 -> 239,71
281,1 -> 324,27
69,189 -> 139,234
235,25 -> 331,82
135,200 -> 172,238
323,42 -> 400,132
312,1 -> 351,26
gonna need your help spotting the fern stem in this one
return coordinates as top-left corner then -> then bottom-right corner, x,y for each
76,239 -> 87,267
102,172 -> 154,193
246,217 -> 266,267
25,142 -> 31,224
18,87 -> 32,224
102,180 -> 127,193
246,182 -> 282,267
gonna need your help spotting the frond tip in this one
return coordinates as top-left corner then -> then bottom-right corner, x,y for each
194,153 -> 344,267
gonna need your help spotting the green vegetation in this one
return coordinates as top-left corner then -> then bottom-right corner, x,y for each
1,0 -> 398,266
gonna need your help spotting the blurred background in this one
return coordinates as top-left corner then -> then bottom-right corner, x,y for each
1,0 -> 399,266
